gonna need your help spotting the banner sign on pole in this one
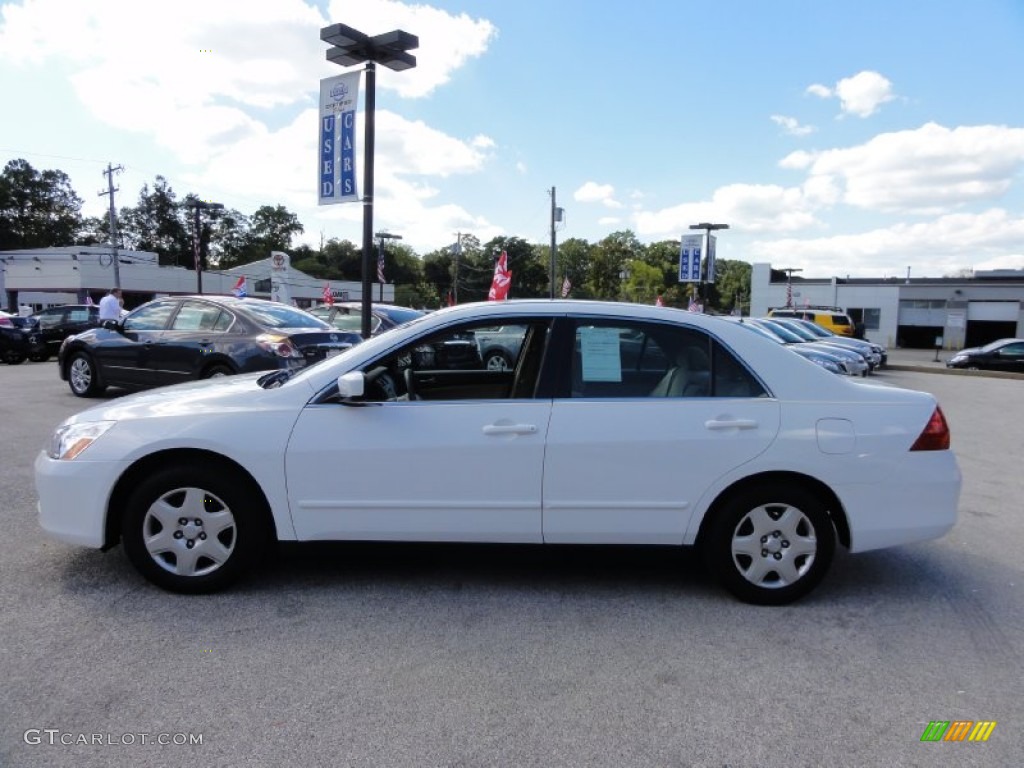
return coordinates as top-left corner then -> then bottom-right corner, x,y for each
678,234 -> 703,283
318,72 -> 361,205
706,234 -> 717,284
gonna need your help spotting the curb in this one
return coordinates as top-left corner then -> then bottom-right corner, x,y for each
885,364 -> 1024,380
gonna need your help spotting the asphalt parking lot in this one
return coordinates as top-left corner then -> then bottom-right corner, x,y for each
1,360 -> 1021,767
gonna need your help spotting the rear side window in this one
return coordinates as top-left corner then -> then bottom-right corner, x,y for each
831,314 -> 851,327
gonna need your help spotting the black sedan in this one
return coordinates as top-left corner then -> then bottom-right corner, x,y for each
31,304 -> 101,361
59,296 -> 351,397
946,338 -> 1024,372
308,302 -> 425,337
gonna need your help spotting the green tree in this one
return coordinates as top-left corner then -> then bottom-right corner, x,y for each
0,159 -> 84,249
709,259 -> 752,314
209,209 -> 252,270
589,230 -> 643,299
249,205 -> 304,255
554,237 -> 594,298
120,177 -> 192,267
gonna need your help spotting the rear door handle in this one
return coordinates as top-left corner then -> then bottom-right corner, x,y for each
705,419 -> 758,430
483,424 -> 538,436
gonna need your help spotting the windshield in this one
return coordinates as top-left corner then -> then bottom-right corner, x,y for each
380,306 -> 425,325
241,302 -> 329,329
773,320 -> 818,341
754,320 -> 802,343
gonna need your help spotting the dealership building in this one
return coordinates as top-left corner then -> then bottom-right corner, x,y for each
1,246 -> 392,313
750,262 -> 1024,349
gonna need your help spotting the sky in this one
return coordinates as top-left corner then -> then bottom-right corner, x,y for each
2,0 -> 1024,278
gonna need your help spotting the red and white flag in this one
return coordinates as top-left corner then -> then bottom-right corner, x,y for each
488,250 -> 512,301
655,295 -> 664,307
561,275 -> 572,298
232,276 -> 247,298
322,282 -> 334,306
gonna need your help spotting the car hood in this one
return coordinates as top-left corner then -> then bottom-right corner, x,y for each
952,346 -> 983,357
62,372 -> 311,426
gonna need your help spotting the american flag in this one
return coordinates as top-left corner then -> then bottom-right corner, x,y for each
655,295 -> 664,307
322,282 -> 334,306
561,275 -> 572,298
232,276 -> 247,298
688,296 -> 699,312
377,248 -> 386,284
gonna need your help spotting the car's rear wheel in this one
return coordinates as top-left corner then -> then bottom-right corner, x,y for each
67,353 -> 106,396
705,483 -> 835,605
3,349 -> 26,364
121,465 -> 269,593
29,350 -> 50,362
483,350 -> 512,371
201,363 -> 233,379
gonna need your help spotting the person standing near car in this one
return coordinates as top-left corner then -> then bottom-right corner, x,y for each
98,288 -> 122,321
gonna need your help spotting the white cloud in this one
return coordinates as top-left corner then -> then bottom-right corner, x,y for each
771,114 -> 816,136
748,209 -> 1024,277
805,71 -> 894,117
597,216 -> 622,226
574,181 -> 622,208
796,123 -> 1024,213
515,161 -> 528,175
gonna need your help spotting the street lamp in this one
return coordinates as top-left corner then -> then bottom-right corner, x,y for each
374,231 -> 402,301
190,200 -> 224,294
321,22 -> 418,339
688,222 -> 729,306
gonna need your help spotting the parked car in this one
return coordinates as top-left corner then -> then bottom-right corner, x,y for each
768,306 -> 856,337
37,300 -> 961,605
766,317 -> 882,370
58,295 -> 350,397
308,302 -> 425,337
1,311 -> 44,364
726,317 -> 849,375
779,317 -> 888,368
750,318 -> 869,376
946,338 -> 1024,372
30,304 -> 101,361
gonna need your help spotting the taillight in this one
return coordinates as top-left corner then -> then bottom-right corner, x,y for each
256,334 -> 301,359
910,406 -> 950,451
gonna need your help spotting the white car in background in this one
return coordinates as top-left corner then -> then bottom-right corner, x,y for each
36,300 -> 961,605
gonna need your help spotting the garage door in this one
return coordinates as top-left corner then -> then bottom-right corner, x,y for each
968,301 -> 1020,321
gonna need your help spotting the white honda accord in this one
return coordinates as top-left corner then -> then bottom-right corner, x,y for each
36,300 -> 961,604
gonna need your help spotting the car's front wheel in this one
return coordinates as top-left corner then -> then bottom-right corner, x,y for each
201,363 -> 233,379
705,483 -> 835,605
3,349 -> 26,364
67,353 -> 105,396
483,350 -> 512,371
121,465 -> 269,593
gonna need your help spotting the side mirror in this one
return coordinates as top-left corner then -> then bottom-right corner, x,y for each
337,371 -> 365,399
101,319 -> 121,331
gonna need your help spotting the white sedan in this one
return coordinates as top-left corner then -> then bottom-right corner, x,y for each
36,300 -> 961,605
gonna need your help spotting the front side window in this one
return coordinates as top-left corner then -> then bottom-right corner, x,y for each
358,320 -> 546,402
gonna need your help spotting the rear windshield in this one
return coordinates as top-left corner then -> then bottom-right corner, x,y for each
241,302 -> 329,329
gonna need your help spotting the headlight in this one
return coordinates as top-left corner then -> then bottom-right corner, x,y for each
950,355 -> 966,363
47,421 -> 115,460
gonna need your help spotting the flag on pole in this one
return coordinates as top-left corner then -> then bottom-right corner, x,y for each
322,282 -> 334,306
688,296 -> 698,312
561,275 -> 572,298
377,248 -> 386,284
488,250 -> 512,301
655,295 -> 664,307
232,276 -> 247,298
446,289 -> 455,307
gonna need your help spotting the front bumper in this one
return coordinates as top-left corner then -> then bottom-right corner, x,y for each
35,451 -> 128,548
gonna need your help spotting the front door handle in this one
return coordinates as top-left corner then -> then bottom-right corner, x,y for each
483,424 -> 538,436
705,419 -> 758,430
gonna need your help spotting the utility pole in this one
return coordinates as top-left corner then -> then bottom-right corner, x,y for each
781,267 -> 803,307
99,163 -> 123,289
452,232 -> 461,304
549,187 -> 557,299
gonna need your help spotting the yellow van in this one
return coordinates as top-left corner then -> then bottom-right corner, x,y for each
767,307 -> 856,337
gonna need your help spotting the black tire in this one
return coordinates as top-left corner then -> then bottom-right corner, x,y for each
201,363 -> 233,379
29,351 -> 51,362
67,352 -> 105,397
121,464 -> 269,593
3,349 -> 27,365
704,483 -> 835,605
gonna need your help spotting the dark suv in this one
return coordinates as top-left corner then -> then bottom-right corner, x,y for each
31,304 -> 101,361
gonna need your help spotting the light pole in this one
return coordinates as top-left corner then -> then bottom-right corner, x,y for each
375,231 -> 402,301
321,22 -> 417,339
780,267 -> 803,308
688,222 -> 728,308
190,200 -> 224,294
